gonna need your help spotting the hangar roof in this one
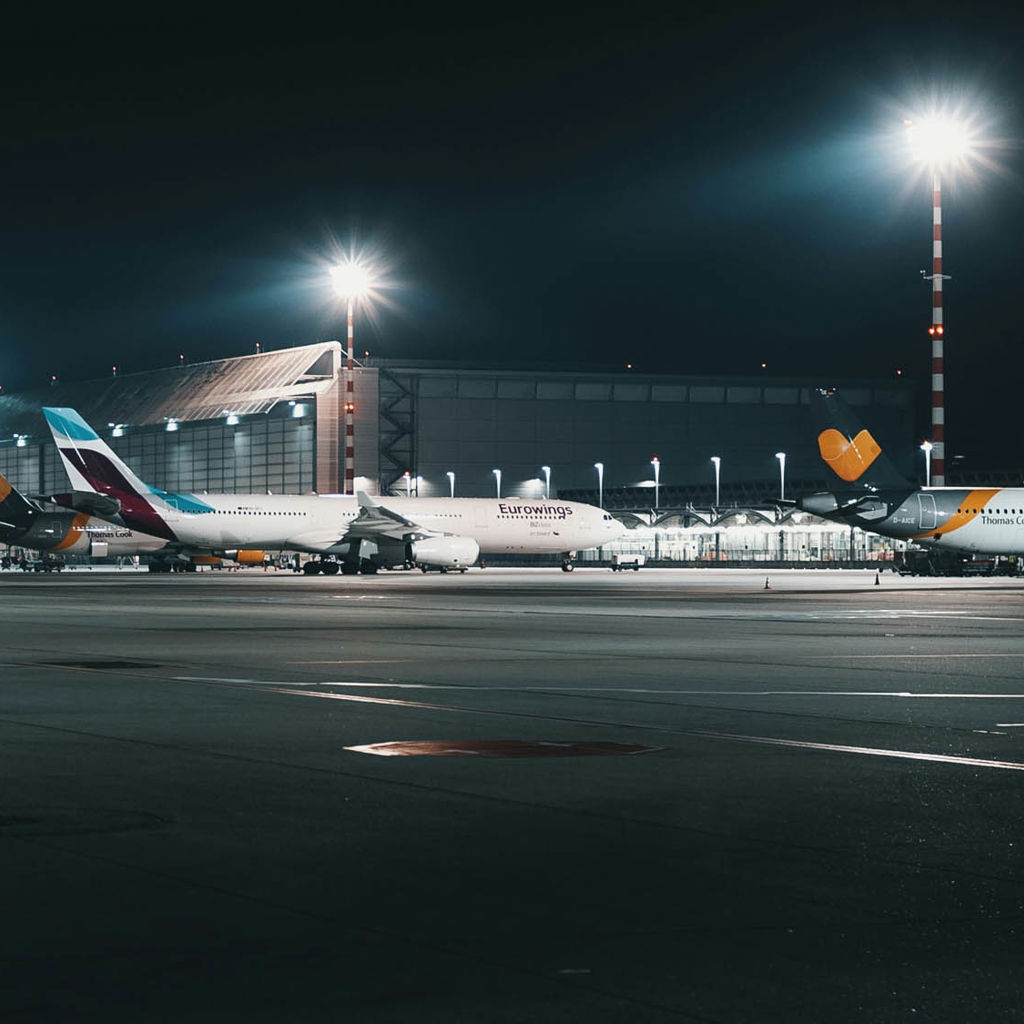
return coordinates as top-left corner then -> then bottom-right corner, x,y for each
0,342 -> 342,437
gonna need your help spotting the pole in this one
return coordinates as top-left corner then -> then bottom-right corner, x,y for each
345,297 -> 356,495
930,170 -> 946,486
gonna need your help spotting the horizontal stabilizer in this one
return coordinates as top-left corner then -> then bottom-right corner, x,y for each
45,491 -> 123,518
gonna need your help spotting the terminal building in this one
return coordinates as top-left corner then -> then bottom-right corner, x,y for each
0,341 -> 918,565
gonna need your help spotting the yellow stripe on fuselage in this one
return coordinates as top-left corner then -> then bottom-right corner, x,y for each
911,488 -> 1001,540
52,512 -> 91,551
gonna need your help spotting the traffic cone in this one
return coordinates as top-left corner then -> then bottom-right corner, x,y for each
764,577 -> 771,590
874,570 -> 880,586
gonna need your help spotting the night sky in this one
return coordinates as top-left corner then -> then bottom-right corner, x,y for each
2,6 -> 1023,465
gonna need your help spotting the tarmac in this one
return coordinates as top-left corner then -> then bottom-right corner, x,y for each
2,566 -> 1024,1022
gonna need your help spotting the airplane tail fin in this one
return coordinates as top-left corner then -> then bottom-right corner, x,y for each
44,408 -> 159,497
43,408 -> 177,539
810,388 -> 911,491
0,472 -> 39,529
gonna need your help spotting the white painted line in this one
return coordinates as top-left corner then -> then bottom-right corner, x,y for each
811,654 -> 1024,660
292,660 -> 408,665
174,676 -> 323,687
173,676 -> 1024,773
174,678 -> 1024,699
692,730 -> 1024,772
295,683 -> 1024,699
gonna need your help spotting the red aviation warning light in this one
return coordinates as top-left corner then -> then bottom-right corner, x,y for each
345,402 -> 355,414
927,325 -> 945,336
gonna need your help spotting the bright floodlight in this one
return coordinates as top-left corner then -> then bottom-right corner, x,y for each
330,261 -> 374,300
905,115 -> 973,168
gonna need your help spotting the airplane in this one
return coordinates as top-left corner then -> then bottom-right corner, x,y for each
0,471 -> 169,562
42,407 -> 626,574
796,388 -> 1024,556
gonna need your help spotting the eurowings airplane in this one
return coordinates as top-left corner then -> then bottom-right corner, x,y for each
797,388 -> 1024,555
43,407 -> 625,573
0,471 -> 168,560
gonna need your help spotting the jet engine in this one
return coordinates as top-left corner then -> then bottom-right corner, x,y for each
214,549 -> 268,564
407,535 -> 479,569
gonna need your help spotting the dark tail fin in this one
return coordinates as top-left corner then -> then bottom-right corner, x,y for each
0,473 -> 39,529
810,388 -> 911,490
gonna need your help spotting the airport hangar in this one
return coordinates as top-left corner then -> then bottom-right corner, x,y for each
0,341 -> 915,555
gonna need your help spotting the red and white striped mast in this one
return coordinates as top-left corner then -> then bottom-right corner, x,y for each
329,260 -> 374,496
925,169 -> 949,486
905,114 -> 973,488
345,296 -> 356,495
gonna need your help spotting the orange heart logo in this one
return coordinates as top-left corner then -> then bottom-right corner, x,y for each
817,428 -> 882,482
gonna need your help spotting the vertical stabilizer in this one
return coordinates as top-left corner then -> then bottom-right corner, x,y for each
0,472 -> 39,527
43,408 -> 177,540
810,389 -> 911,491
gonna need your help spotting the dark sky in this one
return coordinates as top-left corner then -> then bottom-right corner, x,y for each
2,5 -> 1023,464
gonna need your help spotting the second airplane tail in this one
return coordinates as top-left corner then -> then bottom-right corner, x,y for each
810,388 -> 911,491
0,472 -> 39,529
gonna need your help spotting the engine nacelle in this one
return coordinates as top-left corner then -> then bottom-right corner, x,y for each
408,535 -> 479,568
233,549 -> 267,565
215,549 -> 268,564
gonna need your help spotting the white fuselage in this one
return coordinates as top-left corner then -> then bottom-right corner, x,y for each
154,494 -> 623,555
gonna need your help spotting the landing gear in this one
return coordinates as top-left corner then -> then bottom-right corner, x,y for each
321,561 -> 340,576
561,557 -> 575,573
302,560 -> 321,575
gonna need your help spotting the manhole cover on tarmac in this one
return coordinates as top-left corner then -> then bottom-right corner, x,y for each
344,740 -> 664,758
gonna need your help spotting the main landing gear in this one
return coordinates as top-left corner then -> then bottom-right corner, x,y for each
561,553 -> 576,573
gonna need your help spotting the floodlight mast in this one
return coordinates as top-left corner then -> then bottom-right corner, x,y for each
926,167 -> 948,485
330,262 -> 374,495
905,116 -> 968,487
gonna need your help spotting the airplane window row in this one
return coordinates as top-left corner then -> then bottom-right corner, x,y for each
958,509 -> 1019,515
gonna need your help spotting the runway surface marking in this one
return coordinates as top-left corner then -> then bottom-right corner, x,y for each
293,660 -> 408,665
691,731 -> 1024,772
175,678 -> 1024,699
811,654 -> 1024,660
174,676 -> 1024,773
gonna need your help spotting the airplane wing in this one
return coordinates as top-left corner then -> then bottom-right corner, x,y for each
283,493 -> 447,553
344,491 -> 432,542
